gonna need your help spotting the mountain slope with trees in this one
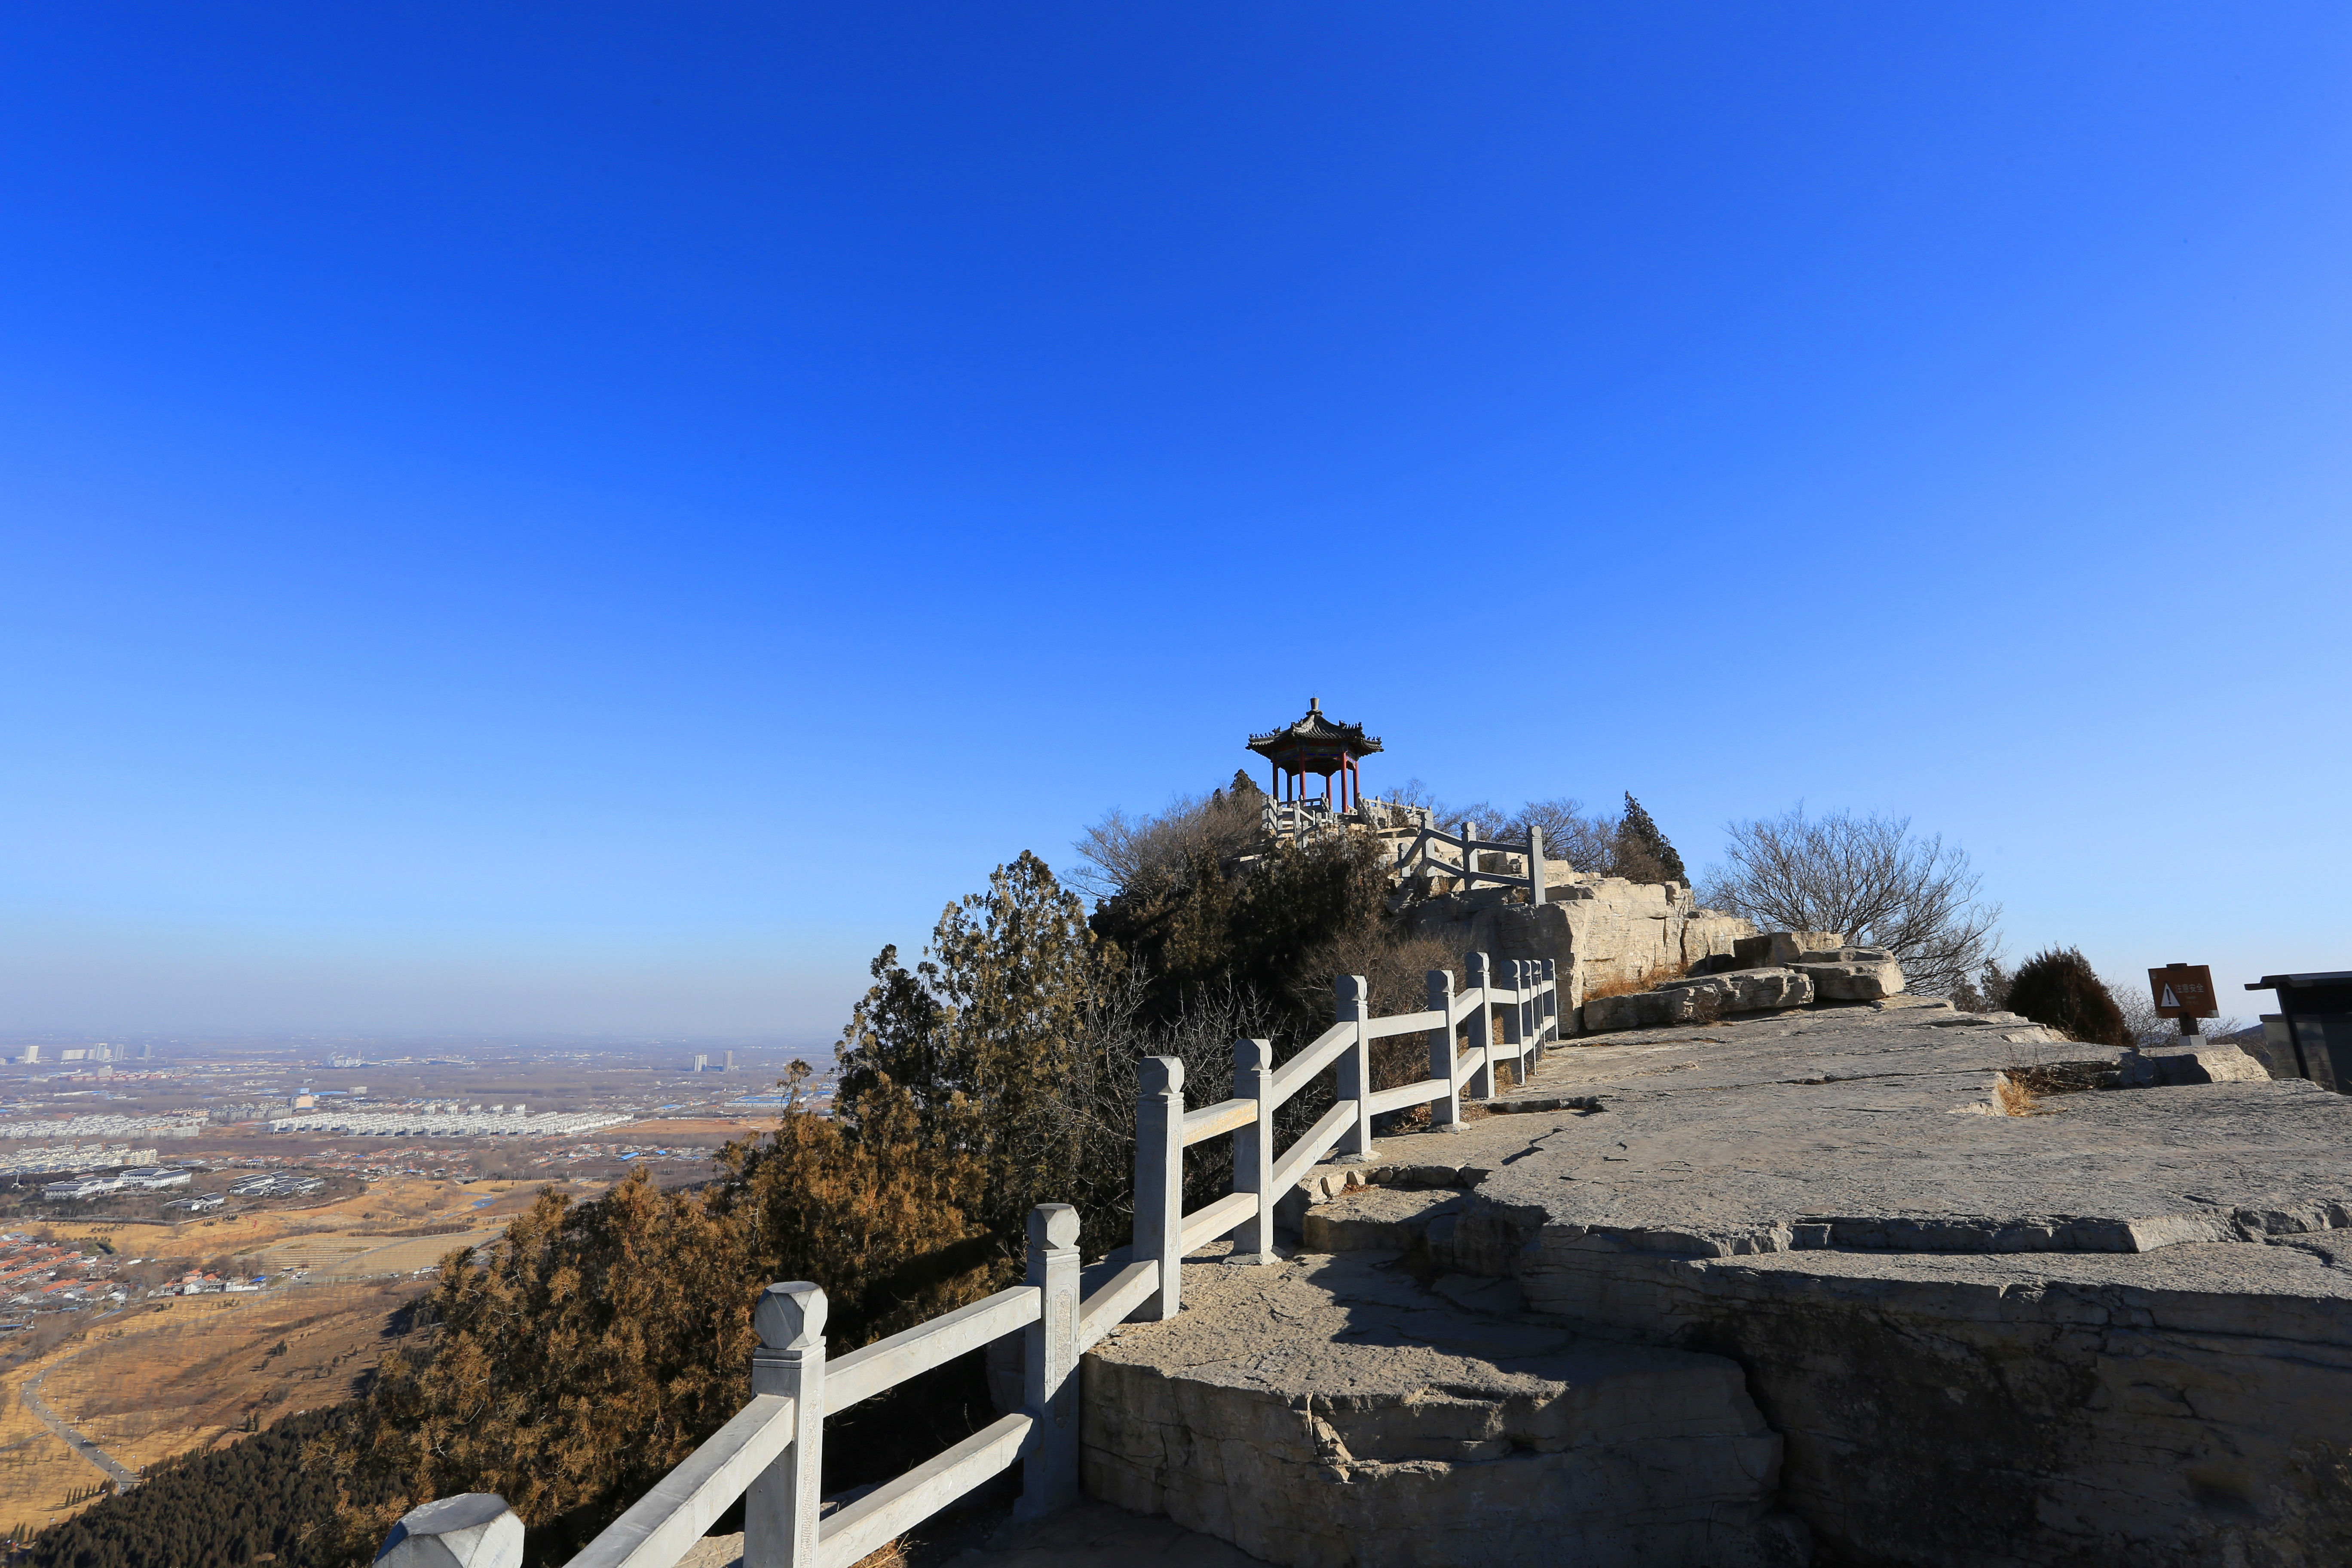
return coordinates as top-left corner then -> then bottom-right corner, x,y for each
43,778 -> 2000,1565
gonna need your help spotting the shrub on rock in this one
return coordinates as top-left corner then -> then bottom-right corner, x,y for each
2005,947 -> 2130,1047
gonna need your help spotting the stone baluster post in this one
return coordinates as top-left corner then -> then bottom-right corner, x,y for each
1543,958 -> 1560,1044
1523,959 -> 1540,1070
1230,1038 -> 1275,1262
1134,1057 -> 1185,1320
1335,974 -> 1372,1160
1016,1204 -> 1081,1520
1427,968 -> 1461,1130
1528,824 -> 1547,905
376,1494 -> 523,1568
746,1282 -> 827,1568
1464,952 -> 1495,1099
1501,959 -> 1527,1087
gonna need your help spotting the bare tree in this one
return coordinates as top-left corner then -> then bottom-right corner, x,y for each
1505,798 -> 1617,873
1699,807 -> 2001,996
1069,780 -> 1265,902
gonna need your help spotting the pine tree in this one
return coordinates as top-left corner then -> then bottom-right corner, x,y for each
319,852 -> 1121,1566
1615,793 -> 1687,884
1228,768 -> 1265,800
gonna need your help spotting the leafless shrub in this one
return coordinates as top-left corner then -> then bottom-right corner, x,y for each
1950,959 -> 2012,1013
1069,786 -> 1265,902
1287,928 -> 1460,1090
1053,971 -> 1274,1232
1699,807 -> 2001,997
1504,798 -> 1617,872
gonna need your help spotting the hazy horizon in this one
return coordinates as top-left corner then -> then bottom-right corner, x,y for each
6,6 -> 2347,1037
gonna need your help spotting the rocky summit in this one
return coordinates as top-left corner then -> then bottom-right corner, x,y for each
1081,993 -> 2352,1568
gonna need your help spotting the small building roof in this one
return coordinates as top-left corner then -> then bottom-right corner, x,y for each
1246,699 -> 1383,770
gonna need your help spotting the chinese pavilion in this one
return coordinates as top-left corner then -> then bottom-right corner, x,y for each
1246,699 -> 1383,811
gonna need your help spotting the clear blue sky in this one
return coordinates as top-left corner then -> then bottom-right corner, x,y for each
5,6 -> 2346,1040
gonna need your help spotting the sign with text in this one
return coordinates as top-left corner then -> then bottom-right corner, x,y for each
2148,964 -> 2219,1019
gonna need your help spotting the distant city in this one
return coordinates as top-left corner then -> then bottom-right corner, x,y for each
0,1034 -> 835,1327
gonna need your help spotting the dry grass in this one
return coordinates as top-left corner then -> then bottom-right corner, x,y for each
0,1173 -> 534,1532
1994,1054 -> 2117,1115
621,1117 -> 773,1143
0,1279 -> 428,1534
1992,1073 -> 2044,1116
35,1176 -> 532,1265
1579,959 -> 1690,1004
245,1227 -> 503,1279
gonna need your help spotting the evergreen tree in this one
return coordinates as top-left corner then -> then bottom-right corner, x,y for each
1615,793 -> 1687,884
837,850 -> 1119,1246
2004,947 -> 2131,1048
24,1406 -> 392,1568
319,852 -> 1121,1566
1228,768 -> 1265,800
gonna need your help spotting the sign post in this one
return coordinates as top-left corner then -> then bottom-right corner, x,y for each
2148,963 -> 2219,1041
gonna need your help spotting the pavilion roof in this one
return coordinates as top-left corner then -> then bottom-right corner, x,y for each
1246,699 -> 1383,763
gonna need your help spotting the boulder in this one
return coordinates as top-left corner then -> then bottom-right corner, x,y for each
1581,990 -> 1684,1033
1733,931 -> 1846,968
1654,968 -> 1815,1015
1795,943 -> 1893,964
2117,1042 -> 2272,1087
1793,957 -> 1906,1001
1583,969 -> 1813,1033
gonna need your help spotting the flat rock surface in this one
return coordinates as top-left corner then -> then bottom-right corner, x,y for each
1083,1246 -> 1801,1568
1338,998 -> 2352,1262
1115,998 -> 2352,1568
1089,1246 -> 1748,1427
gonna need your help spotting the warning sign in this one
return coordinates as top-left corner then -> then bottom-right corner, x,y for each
2148,964 -> 2219,1020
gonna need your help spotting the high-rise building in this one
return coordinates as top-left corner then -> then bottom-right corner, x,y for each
724,1050 -> 736,1072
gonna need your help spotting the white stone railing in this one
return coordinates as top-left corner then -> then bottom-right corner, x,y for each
1389,819 -> 1552,902
376,952 -> 1555,1568
1131,952 -> 1557,1314
1260,794 -> 1429,842
377,1205 -> 1092,1568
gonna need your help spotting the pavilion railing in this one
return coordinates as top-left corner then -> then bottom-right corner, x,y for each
374,950 -> 1557,1568
1389,819 -> 1551,902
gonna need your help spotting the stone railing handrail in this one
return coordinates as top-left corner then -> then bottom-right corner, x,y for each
1390,819 -> 1550,902
378,950 -> 1556,1567
1259,794 -> 1428,842
1132,950 -> 1557,1317
377,1205 -> 1097,1568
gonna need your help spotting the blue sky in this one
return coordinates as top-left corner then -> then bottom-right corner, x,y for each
4,5 -> 2346,1039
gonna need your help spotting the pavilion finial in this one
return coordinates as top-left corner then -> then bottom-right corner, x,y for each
1309,696 -> 1320,713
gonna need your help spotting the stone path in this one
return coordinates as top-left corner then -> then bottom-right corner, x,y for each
683,998 -> 2352,1568
1113,995 -> 2352,1568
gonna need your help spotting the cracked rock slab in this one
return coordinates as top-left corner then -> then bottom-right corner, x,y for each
1291,998 -> 2352,1566
1082,1248 -> 1807,1568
